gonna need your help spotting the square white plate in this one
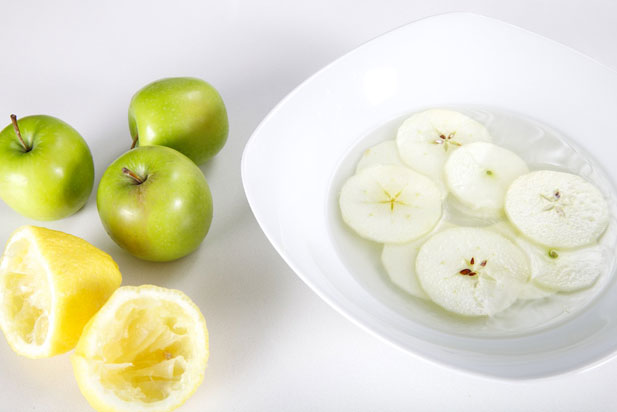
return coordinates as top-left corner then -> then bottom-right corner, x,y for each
241,12 -> 617,379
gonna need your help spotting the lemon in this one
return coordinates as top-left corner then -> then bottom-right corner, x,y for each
71,285 -> 209,412
0,225 -> 122,358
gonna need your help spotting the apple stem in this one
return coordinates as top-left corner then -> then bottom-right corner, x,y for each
10,114 -> 30,152
130,134 -> 138,150
122,167 -> 145,184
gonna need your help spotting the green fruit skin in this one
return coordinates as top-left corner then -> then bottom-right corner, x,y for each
97,146 -> 213,262
0,115 -> 94,220
129,77 -> 229,165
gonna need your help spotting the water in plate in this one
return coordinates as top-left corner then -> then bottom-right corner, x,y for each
328,105 -> 617,337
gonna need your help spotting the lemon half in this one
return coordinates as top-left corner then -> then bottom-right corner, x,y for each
0,225 -> 122,358
71,285 -> 209,412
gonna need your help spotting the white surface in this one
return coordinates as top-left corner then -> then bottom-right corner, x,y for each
242,12 -> 617,378
0,0 -> 616,410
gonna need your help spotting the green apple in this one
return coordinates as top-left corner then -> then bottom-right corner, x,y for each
97,145 -> 213,262
128,77 -> 228,165
0,114 -> 94,220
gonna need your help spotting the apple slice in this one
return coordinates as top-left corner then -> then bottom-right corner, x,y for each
532,246 -> 606,292
505,170 -> 609,248
381,221 -> 455,299
488,221 -> 605,294
416,227 -> 529,316
356,140 -> 405,172
339,165 -> 442,243
445,142 -> 528,217
396,109 -> 491,192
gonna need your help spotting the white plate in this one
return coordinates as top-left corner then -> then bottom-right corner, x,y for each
241,12 -> 617,379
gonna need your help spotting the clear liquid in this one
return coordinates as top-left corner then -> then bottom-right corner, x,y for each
328,105 -> 617,337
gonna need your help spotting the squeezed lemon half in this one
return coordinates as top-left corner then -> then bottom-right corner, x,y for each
71,285 -> 209,412
0,225 -> 121,358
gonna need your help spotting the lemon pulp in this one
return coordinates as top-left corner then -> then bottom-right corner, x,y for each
0,225 -> 122,358
0,235 -> 51,348
93,297 -> 194,403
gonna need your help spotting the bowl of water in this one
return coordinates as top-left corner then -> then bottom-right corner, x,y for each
241,13 -> 617,379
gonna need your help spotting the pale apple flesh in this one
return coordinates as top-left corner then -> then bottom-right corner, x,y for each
97,146 -> 213,262
128,77 -> 228,165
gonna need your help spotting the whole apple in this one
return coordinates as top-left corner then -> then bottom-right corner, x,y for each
128,77 -> 228,165
0,114 -> 94,220
97,145 -> 213,261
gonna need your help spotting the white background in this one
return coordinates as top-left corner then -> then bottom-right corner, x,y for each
1,1 -> 616,411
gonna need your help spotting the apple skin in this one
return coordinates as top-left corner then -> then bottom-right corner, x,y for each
129,77 -> 228,165
97,145 -> 213,262
0,115 -> 94,220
